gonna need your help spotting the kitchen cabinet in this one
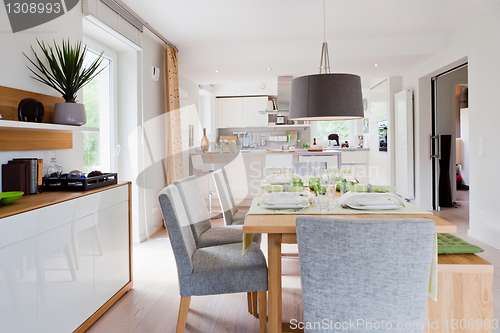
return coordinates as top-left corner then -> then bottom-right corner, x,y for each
0,183 -> 131,333
242,97 -> 268,127
217,98 -> 243,128
341,150 -> 369,183
217,96 -> 268,128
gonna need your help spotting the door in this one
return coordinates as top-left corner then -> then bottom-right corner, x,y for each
431,64 -> 468,210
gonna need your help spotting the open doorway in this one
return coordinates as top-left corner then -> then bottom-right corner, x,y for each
431,63 -> 469,216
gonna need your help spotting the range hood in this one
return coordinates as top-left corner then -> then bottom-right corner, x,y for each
259,76 -> 293,114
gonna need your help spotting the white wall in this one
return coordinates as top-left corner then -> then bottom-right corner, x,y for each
137,31 -> 167,240
0,3 -> 84,188
179,74 -> 201,177
402,2 -> 500,249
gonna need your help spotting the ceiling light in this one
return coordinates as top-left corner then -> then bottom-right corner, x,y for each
266,68 -> 272,71
374,64 -> 379,67
289,0 -> 363,121
215,70 -> 219,73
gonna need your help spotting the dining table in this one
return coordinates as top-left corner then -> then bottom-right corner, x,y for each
242,194 -> 458,333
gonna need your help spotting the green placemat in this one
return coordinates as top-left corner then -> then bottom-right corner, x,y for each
437,233 -> 484,254
247,197 -> 433,215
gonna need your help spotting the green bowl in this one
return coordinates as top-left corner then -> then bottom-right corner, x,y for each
0,191 -> 24,205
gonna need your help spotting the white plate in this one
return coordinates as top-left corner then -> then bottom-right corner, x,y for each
264,174 -> 297,184
338,192 -> 405,210
260,201 -> 310,210
264,193 -> 304,205
259,192 -> 310,210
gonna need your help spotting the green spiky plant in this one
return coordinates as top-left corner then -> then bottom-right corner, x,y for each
24,39 -> 106,103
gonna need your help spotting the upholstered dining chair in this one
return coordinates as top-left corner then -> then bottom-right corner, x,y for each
296,217 -> 434,333
212,168 -> 249,226
158,185 -> 268,333
173,175 -> 262,315
292,161 -> 327,177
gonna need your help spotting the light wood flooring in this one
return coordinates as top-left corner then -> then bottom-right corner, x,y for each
87,190 -> 499,333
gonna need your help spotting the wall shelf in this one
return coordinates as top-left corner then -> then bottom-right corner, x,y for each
0,120 -> 99,132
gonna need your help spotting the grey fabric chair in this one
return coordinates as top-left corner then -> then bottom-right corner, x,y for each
212,168 -> 249,226
173,175 -> 261,247
292,161 -> 327,177
158,185 -> 268,333
296,217 -> 434,333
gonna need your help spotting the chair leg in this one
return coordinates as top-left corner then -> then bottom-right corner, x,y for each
247,292 -> 253,314
176,296 -> 191,333
258,291 -> 267,333
252,291 -> 258,317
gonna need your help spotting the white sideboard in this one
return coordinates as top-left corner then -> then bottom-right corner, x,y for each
0,183 -> 132,333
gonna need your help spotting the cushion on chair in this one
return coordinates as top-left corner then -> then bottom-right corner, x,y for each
437,233 -> 484,254
198,225 -> 261,247
188,242 -> 268,297
229,210 -> 248,225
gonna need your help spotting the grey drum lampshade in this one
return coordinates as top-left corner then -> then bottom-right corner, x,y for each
289,73 -> 364,121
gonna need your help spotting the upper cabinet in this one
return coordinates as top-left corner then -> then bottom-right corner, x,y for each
217,96 -> 268,128
242,97 -> 268,127
217,97 -> 243,128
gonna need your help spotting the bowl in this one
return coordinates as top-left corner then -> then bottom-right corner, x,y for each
0,191 -> 24,205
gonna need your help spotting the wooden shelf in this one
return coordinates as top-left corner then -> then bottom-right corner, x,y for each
0,120 -> 99,132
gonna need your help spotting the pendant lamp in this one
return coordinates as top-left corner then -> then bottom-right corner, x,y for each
289,0 -> 364,121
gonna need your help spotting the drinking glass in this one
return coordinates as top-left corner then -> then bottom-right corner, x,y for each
315,179 -> 330,212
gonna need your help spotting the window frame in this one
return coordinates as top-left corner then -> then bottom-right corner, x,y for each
82,35 -> 118,172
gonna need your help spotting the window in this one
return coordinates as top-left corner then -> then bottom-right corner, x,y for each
315,120 -> 351,143
82,38 -> 117,173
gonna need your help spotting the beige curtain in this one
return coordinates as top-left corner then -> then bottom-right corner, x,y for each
165,45 -> 184,185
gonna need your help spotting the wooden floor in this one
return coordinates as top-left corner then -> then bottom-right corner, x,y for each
87,190 -> 498,333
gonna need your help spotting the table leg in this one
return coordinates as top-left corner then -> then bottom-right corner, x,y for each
268,233 -> 282,333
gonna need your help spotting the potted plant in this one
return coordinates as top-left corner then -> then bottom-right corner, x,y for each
24,39 -> 106,126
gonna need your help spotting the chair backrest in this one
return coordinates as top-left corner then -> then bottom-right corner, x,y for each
158,185 -> 196,291
213,169 -> 238,225
191,155 -> 205,171
292,161 -> 327,176
173,175 -> 212,244
296,217 -> 434,333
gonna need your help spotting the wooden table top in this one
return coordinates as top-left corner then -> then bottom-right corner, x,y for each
244,213 -> 457,234
0,182 -> 130,219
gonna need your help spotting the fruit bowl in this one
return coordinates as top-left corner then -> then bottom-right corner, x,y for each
0,191 -> 24,205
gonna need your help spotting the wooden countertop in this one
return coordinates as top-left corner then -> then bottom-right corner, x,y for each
244,213 -> 457,234
0,182 -> 131,219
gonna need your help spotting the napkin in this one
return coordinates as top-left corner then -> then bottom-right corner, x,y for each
347,184 -> 397,193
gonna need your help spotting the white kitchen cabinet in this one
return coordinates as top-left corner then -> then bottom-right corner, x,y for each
0,183 -> 131,333
0,236 -> 38,333
218,96 -> 268,128
242,96 -> 268,127
217,97 -> 243,128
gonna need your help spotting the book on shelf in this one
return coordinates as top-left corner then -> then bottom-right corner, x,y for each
2,163 -> 26,193
7,158 -> 42,195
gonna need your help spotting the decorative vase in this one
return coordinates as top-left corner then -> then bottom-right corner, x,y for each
52,102 -> 87,126
201,128 -> 209,152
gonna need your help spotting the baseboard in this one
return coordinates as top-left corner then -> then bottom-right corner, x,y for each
467,228 -> 500,251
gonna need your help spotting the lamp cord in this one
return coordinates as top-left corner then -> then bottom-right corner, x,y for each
319,0 -> 330,74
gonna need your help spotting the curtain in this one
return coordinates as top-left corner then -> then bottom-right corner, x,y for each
165,45 -> 184,185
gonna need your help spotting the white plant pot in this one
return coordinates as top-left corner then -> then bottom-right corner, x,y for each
53,102 -> 87,126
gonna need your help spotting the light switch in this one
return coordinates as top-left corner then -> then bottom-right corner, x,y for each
152,66 -> 160,81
